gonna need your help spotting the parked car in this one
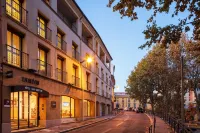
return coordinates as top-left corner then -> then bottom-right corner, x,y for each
136,107 -> 144,113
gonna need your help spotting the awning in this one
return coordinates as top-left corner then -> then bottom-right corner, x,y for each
11,85 -> 49,97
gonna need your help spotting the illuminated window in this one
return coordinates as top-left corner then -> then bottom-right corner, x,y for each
57,33 -> 62,49
57,58 -> 63,81
6,0 -> 21,22
61,96 -> 75,118
83,100 -> 90,117
37,16 -> 46,38
38,48 -> 47,74
7,30 -> 21,67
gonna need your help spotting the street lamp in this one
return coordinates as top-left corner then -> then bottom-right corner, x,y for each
152,90 -> 162,133
80,56 -> 93,121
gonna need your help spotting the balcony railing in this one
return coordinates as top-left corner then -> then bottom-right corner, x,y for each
37,59 -> 52,77
96,66 -> 99,76
55,68 -> 67,83
96,86 -> 99,94
6,0 -> 28,26
56,35 -> 67,51
37,19 -> 52,42
72,50 -> 80,61
5,44 -> 29,69
101,73 -> 104,81
72,75 -> 80,87
57,11 -> 77,34
86,81 -> 91,91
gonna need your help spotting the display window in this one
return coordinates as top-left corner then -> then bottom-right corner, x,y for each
61,96 -> 75,118
83,100 -> 90,117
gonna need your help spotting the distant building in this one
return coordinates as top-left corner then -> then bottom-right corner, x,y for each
184,89 -> 200,109
114,92 -> 140,109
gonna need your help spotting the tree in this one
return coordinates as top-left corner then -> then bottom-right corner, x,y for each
108,0 -> 200,49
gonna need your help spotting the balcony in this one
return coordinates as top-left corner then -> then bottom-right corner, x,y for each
86,81 -> 91,91
96,86 -> 99,94
72,50 -> 80,61
55,68 -> 67,83
37,59 -> 52,77
56,35 -> 67,51
6,0 -> 28,26
72,75 -> 80,87
82,36 -> 93,49
96,66 -> 99,76
101,73 -> 104,81
5,44 -> 29,69
57,0 -> 78,34
37,19 -> 52,42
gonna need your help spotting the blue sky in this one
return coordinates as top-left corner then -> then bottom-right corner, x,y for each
76,0 -> 190,92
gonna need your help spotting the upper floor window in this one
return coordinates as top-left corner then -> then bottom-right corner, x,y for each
37,16 -> 46,38
86,72 -> 91,90
7,30 -> 21,67
57,32 -> 62,49
72,65 -> 79,87
57,57 -> 64,81
6,0 -> 20,21
72,43 -> 79,61
95,41 -> 98,55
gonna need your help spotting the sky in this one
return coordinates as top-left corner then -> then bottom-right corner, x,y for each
76,0 -> 190,92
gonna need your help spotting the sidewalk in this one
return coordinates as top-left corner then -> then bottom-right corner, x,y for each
146,114 -> 173,133
30,115 -> 117,133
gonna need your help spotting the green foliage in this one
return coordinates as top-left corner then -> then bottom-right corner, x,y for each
108,0 -> 200,48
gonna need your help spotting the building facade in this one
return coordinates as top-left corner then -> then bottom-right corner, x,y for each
0,0 -> 115,132
114,92 -> 140,110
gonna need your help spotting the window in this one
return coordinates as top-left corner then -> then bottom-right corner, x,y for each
6,0 -> 21,21
7,30 -> 21,67
37,16 -> 46,38
72,43 -> 79,61
38,47 -> 47,75
83,100 -> 90,117
86,54 -> 91,70
95,41 -> 98,54
57,33 -> 62,49
57,58 -> 63,81
61,96 -> 75,118
72,65 -> 79,87
86,72 -> 91,90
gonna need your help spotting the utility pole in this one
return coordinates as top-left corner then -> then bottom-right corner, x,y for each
181,46 -> 185,122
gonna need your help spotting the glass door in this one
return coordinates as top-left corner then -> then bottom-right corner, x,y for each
29,92 -> 38,127
11,92 -> 19,130
19,91 -> 28,129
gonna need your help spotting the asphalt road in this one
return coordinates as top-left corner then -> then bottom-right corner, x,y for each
69,111 -> 150,133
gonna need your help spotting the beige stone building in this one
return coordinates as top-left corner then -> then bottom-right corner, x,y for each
114,92 -> 140,109
0,0 -> 115,132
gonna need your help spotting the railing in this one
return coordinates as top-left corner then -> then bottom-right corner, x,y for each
57,11 -> 77,34
55,68 -> 67,83
6,0 -> 28,26
96,66 -> 99,76
96,86 -> 99,94
88,41 -> 93,49
158,113 -> 193,133
72,50 -> 80,61
72,75 -> 80,87
56,35 -> 67,51
5,44 -> 29,69
37,59 -> 52,77
148,125 -> 153,133
37,19 -> 52,42
86,81 -> 91,91
101,72 -> 104,81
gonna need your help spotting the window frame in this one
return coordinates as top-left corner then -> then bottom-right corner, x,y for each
61,96 -> 75,118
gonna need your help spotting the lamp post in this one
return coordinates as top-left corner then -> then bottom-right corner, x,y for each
80,56 -> 93,121
153,90 -> 163,133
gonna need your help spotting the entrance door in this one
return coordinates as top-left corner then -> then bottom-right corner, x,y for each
10,91 -> 38,130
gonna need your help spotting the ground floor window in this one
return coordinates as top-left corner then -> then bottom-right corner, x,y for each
10,91 -> 38,130
61,96 -> 75,118
83,100 -> 90,117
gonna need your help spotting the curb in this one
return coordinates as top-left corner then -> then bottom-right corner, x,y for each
60,114 -> 121,133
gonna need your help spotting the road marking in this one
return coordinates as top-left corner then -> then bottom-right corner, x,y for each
101,128 -> 112,133
116,122 -> 124,127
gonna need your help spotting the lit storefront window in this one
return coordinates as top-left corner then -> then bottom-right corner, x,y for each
83,100 -> 90,117
61,96 -> 75,118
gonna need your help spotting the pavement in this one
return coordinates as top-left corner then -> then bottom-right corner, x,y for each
31,111 -> 173,133
146,113 -> 173,133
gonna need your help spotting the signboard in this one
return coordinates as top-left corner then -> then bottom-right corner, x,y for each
4,99 -> 10,107
22,77 -> 39,85
51,101 -> 56,108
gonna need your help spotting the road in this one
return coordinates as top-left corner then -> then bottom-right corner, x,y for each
69,111 -> 150,133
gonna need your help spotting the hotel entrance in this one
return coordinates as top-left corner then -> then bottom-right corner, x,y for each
10,86 -> 49,130
11,91 -> 38,130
